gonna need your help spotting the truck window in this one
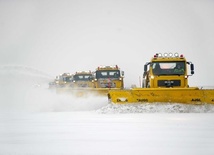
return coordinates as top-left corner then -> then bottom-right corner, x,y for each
152,62 -> 185,75
73,74 -> 92,81
96,70 -> 120,79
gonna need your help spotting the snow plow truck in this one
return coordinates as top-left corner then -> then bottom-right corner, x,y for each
108,53 -> 214,104
94,65 -> 124,89
70,71 -> 95,88
49,73 -> 72,88
55,71 -> 95,95
56,65 -> 125,96
89,65 -> 125,95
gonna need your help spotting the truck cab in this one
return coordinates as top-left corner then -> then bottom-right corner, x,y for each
143,53 -> 194,88
94,65 -> 124,89
70,71 -> 95,88
53,73 -> 72,88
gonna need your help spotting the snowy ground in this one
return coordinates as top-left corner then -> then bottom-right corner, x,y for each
1,66 -> 214,155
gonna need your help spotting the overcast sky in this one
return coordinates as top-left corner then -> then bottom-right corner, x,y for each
1,0 -> 214,87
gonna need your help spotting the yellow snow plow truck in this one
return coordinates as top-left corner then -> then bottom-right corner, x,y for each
108,53 -> 214,104
49,73 -> 72,88
70,71 -> 95,88
89,65 -> 125,95
55,71 -> 95,95
94,65 -> 124,89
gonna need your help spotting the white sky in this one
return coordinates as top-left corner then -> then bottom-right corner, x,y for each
1,0 -> 214,87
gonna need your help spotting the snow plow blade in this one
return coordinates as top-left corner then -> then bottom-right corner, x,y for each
56,87 -> 121,97
108,87 -> 214,104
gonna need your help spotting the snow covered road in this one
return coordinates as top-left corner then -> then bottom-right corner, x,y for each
1,112 -> 214,155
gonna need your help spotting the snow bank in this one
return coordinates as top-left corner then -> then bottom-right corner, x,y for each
97,103 -> 214,114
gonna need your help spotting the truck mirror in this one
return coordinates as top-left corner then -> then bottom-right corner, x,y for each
190,64 -> 194,75
144,65 -> 147,72
190,64 -> 194,70
191,70 -> 194,75
121,71 -> 124,76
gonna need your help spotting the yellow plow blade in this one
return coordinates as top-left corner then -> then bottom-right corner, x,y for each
108,87 -> 214,104
56,87 -> 121,97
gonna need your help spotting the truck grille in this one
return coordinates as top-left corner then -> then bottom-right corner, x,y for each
98,80 -> 116,88
158,80 -> 181,87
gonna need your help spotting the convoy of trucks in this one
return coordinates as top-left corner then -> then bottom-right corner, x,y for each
50,65 -> 125,96
49,53 -> 214,105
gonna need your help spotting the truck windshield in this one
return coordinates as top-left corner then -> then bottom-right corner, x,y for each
63,76 -> 72,82
96,70 -> 120,79
152,61 -> 185,75
73,74 -> 93,81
